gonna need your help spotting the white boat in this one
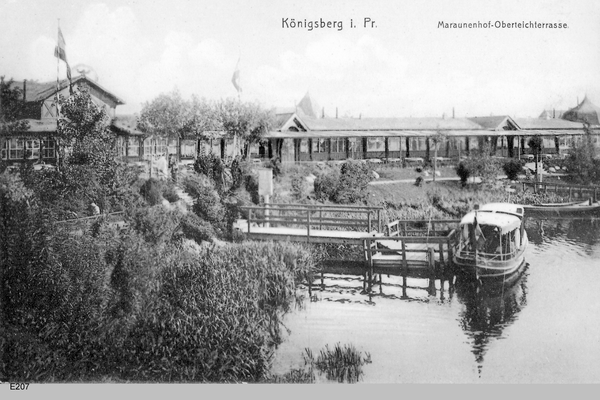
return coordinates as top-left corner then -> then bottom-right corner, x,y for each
454,203 -> 528,282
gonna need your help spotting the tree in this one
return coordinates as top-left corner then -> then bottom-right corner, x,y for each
215,99 -> 275,159
527,136 -> 543,179
138,89 -> 203,140
456,142 -> 501,188
565,124 -> 600,185
0,77 -> 29,138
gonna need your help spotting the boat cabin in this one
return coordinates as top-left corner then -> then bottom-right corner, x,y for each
457,204 -> 526,261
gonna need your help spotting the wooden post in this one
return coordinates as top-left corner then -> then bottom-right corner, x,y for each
319,207 -> 322,230
264,194 -> 270,228
248,209 -> 252,233
367,212 -> 372,232
307,209 -> 311,242
401,240 -> 408,277
569,187 -> 572,202
377,209 -> 381,233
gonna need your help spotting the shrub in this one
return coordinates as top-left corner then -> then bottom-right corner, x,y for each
140,178 -> 163,205
268,157 -> 283,177
314,170 -> 340,201
456,161 -> 471,186
415,176 -> 424,187
334,161 -> 372,204
502,159 -> 523,181
290,172 -> 310,201
161,180 -> 180,203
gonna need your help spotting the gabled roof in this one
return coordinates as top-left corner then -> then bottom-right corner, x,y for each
467,116 -> 520,130
10,75 -> 125,105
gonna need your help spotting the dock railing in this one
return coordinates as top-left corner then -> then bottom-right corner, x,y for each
362,227 -> 458,291
240,203 -> 384,235
386,218 -> 460,237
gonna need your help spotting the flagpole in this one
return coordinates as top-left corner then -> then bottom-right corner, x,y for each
55,19 -> 61,169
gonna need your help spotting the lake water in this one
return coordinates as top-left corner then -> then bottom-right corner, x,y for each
271,217 -> 600,383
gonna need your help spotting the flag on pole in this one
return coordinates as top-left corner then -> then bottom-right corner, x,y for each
231,58 -> 242,94
54,27 -> 73,94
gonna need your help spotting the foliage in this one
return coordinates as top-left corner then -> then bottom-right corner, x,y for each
268,157 -> 282,177
527,136 -> 543,157
0,77 -> 30,136
138,91 -> 275,159
502,159 -> 523,181
193,152 -> 232,193
415,176 -> 424,187
565,127 -> 600,185
290,171 -> 310,201
335,160 -> 373,204
455,143 -> 501,188
314,168 -> 340,201
1,181 -> 317,382
304,343 -> 372,383
139,178 -> 163,205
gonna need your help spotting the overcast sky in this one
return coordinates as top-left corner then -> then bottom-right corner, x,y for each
1,0 -> 599,118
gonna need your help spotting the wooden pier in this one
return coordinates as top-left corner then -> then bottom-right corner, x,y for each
237,203 -> 460,291
238,203 -> 383,244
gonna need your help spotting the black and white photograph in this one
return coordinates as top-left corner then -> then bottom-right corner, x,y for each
1,0 -> 599,390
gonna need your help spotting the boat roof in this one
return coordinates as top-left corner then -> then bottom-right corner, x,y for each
460,204 -> 524,234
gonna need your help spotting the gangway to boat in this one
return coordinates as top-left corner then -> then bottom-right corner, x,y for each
362,219 -> 459,290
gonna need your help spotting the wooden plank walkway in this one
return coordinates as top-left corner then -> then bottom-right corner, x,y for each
236,224 -> 381,244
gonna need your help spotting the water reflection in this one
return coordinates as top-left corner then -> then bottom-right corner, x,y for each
454,267 -> 529,376
526,217 -> 600,246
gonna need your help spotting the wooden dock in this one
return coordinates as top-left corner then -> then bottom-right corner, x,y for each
238,203 -> 383,244
238,203 -> 461,291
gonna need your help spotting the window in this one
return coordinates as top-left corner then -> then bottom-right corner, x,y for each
367,137 -> 384,152
25,140 -> 40,159
300,139 -> 309,153
9,139 -> 24,160
116,137 -> 126,157
128,137 -> 139,156
388,137 -> 401,152
42,139 -> 55,159
331,138 -> 346,153
312,138 -> 329,153
168,139 -> 178,155
181,140 -> 196,158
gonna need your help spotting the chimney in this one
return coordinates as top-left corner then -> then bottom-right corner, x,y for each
23,79 -> 27,102
442,112 -> 446,119
321,107 -> 324,118
336,107 -> 338,119
553,108 -> 555,118
359,113 -> 362,119
452,107 -> 455,119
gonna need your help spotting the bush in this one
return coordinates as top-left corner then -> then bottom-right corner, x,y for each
290,172 -> 310,201
456,162 -> 471,186
314,170 -> 340,201
334,161 -> 372,204
268,157 -> 283,177
502,159 -> 523,181
140,178 -> 163,205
